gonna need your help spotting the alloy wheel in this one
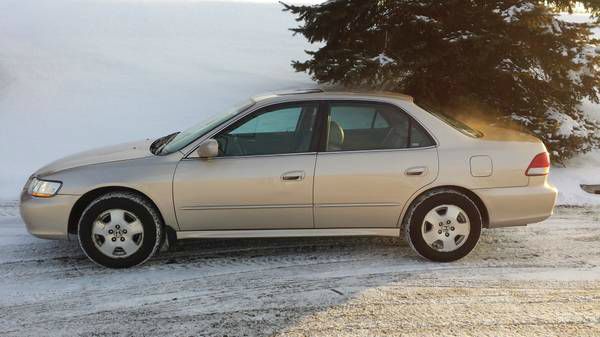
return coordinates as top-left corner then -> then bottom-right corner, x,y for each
421,204 -> 470,252
91,209 -> 144,258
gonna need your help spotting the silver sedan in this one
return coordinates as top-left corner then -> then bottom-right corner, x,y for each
20,90 -> 557,268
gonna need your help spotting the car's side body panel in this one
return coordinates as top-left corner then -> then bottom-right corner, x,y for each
31,154 -> 182,235
177,228 -> 401,239
173,153 -> 317,231
473,183 -> 557,227
393,101 -> 557,229
313,147 -> 438,228
20,193 -> 78,239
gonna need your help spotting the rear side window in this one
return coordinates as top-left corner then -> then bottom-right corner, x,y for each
410,121 -> 436,148
330,106 -> 389,130
326,102 -> 435,152
419,104 -> 483,138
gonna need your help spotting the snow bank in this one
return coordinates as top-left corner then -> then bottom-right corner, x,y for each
550,100 -> 600,206
0,0 -> 317,199
549,150 -> 600,206
548,14 -> 600,206
0,2 -> 598,206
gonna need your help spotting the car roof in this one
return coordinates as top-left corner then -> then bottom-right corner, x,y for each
251,88 -> 414,104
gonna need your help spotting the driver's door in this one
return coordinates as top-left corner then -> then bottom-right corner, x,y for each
173,102 -> 319,231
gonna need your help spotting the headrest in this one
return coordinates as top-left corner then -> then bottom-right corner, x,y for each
327,120 -> 345,151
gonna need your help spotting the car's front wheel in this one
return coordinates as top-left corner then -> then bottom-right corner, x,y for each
405,190 -> 482,262
78,192 -> 163,268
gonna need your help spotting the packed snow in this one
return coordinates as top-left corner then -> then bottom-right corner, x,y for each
0,1 -> 598,206
0,201 -> 599,336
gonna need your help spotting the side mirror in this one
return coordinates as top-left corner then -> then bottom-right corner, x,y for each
197,139 -> 219,159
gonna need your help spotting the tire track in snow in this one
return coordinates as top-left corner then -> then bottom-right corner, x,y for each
0,206 -> 599,336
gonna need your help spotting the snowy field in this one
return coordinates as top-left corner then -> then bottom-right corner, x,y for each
0,202 -> 599,336
0,0 -> 317,199
0,0 -> 599,205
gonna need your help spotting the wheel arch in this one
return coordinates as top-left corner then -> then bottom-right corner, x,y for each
400,185 -> 490,230
68,186 -> 169,236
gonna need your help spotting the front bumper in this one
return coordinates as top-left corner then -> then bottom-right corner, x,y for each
20,191 -> 79,240
474,183 -> 558,228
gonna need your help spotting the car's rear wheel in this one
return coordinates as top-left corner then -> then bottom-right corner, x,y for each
405,190 -> 482,262
78,192 -> 163,268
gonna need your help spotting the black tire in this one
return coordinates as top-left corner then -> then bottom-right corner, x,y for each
404,189 -> 482,262
78,192 -> 163,268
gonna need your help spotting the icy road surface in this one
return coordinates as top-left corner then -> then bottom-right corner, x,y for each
0,202 -> 599,337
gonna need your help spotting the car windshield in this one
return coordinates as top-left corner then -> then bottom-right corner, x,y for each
419,104 -> 483,138
157,99 -> 255,155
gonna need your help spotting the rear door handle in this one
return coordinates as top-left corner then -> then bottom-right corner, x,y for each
281,170 -> 305,181
405,166 -> 427,176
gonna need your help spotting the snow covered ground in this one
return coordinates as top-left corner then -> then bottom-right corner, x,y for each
0,202 -> 599,336
550,150 -> 600,205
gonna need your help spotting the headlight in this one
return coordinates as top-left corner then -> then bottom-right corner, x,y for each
27,177 -> 62,198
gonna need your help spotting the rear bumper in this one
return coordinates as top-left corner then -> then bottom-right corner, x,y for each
20,191 -> 78,240
474,183 -> 558,228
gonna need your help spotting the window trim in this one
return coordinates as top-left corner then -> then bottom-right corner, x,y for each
183,98 -> 438,159
318,100 -> 437,153
182,151 -> 318,161
315,145 -> 437,156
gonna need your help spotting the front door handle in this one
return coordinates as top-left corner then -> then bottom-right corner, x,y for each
281,170 -> 305,181
405,166 -> 427,176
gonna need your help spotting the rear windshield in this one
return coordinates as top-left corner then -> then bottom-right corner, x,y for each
419,104 -> 483,138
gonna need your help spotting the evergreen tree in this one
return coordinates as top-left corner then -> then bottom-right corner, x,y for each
283,0 -> 600,163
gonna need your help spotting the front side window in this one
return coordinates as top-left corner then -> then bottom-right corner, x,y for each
326,102 -> 435,152
159,99 -> 255,155
215,103 -> 318,157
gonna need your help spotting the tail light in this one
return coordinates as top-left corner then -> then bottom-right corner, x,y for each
526,152 -> 550,176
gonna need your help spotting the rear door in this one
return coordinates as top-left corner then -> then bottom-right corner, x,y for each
314,101 -> 439,228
